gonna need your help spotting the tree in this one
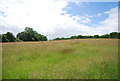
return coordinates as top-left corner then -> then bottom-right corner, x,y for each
25,27 -> 33,33
41,35 -> 47,41
5,32 -> 15,42
70,36 -> 77,39
2,34 -> 9,42
25,27 -> 35,38
94,35 -> 99,38
109,32 -> 119,38
100,34 -> 109,38
52,32 -> 120,40
17,27 -> 47,41
0,34 -> 2,42
118,32 -> 120,39
17,32 -> 32,41
54,37 -> 60,40
77,35 -> 83,39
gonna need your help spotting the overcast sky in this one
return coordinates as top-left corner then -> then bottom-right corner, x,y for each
0,0 -> 118,39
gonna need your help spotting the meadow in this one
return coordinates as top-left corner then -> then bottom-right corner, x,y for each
2,39 -> 118,79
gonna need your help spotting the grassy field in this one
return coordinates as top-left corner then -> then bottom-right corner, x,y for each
2,39 -> 118,79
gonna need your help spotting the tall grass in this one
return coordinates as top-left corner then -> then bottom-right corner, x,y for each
2,39 -> 118,79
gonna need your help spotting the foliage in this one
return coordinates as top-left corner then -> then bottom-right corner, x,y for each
0,27 -> 119,42
109,32 -> 119,39
53,32 -> 120,40
2,34 -> 9,42
1,32 -> 16,42
0,34 -> 2,42
94,35 -> 99,38
100,34 -> 109,38
1,27 -> 47,42
5,32 -> 16,42
17,27 -> 47,41
15,38 -> 22,42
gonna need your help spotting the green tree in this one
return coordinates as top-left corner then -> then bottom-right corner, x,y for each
77,35 -> 83,39
41,35 -> 47,41
94,35 -> 99,38
2,34 -> 9,42
17,27 -> 47,41
5,32 -> 15,42
0,34 -> 2,42
100,34 -> 109,38
54,37 -> 60,40
118,32 -> 120,39
70,36 -> 77,39
17,32 -> 32,41
109,32 -> 118,38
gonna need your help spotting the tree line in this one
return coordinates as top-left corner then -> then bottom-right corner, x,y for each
53,32 -> 120,40
0,27 -> 120,42
0,27 -> 47,42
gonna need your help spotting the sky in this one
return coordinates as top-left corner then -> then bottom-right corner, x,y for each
0,0 -> 119,39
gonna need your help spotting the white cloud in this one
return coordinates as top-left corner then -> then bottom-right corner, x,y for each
96,13 -> 102,17
0,0 -> 68,34
81,17 -> 91,23
95,7 -> 118,34
0,0 -> 118,39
